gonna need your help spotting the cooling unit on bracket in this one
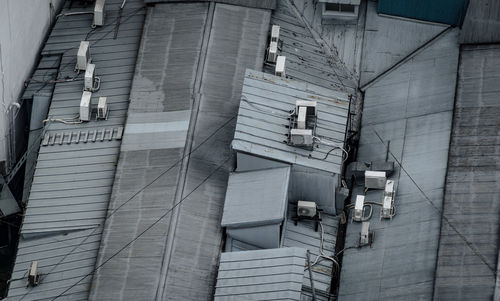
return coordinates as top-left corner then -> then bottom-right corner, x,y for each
365,170 -> 386,189
76,41 -> 91,71
80,91 -> 92,122
93,0 -> 105,27
353,195 -> 364,222
275,55 -> 286,78
359,221 -> 374,246
267,41 -> 278,63
97,96 -> 109,120
297,201 -> 317,217
84,63 -> 101,92
27,261 -> 40,287
287,100 -> 318,150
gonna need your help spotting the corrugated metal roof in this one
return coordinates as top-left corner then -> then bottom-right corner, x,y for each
283,202 -> 339,300
90,2 -> 272,300
222,167 -> 290,227
270,0 -> 357,92
6,0 -> 145,299
460,0 -> 500,44
214,247 -> 307,300
232,69 -> 350,174
433,44 -> 500,300
338,28 -> 459,300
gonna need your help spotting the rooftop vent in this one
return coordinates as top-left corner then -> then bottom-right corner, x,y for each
93,0 -> 105,27
275,56 -> 286,78
80,91 -> 92,122
365,171 -> 386,189
27,261 -> 40,287
76,41 -> 90,71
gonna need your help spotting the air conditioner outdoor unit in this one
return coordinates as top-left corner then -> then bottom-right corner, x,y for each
93,0 -> 105,27
360,222 -> 370,245
267,41 -> 278,63
275,55 -> 286,78
381,196 -> 393,219
295,100 -> 317,117
76,41 -> 90,71
271,25 -> 280,42
384,180 -> 395,197
27,261 -> 40,287
353,195 -> 364,222
297,106 -> 307,129
84,63 -> 95,91
365,171 -> 386,189
297,201 -> 317,217
80,91 -> 92,122
97,96 -> 108,120
290,128 -> 313,147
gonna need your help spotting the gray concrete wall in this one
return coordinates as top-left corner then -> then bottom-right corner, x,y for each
0,0 -> 63,170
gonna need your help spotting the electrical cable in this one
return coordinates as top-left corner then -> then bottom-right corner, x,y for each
372,128 -> 498,276
50,156 -> 231,301
241,95 -> 294,118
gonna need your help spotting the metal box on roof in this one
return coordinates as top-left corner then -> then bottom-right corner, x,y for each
365,171 -> 386,189
275,55 -> 286,77
295,100 -> 317,117
84,64 -> 95,91
267,41 -> 278,63
271,25 -> 280,42
77,41 -> 90,70
360,222 -> 370,245
80,91 -> 92,122
93,0 -> 105,27
381,196 -> 393,219
97,97 -> 108,120
353,195 -> 364,222
384,180 -> 395,197
289,128 -> 313,147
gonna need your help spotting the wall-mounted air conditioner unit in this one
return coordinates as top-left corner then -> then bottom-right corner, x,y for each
84,64 -> 100,92
27,261 -> 40,287
297,106 -> 307,129
353,195 -> 364,222
93,0 -> 105,27
77,41 -> 90,71
80,91 -> 92,122
97,96 -> 108,120
290,128 -> 313,147
384,180 -> 394,198
365,171 -> 386,189
381,196 -> 393,219
297,201 -> 317,217
267,41 -> 278,63
275,56 -> 286,78
295,100 -> 317,117
271,25 -> 280,42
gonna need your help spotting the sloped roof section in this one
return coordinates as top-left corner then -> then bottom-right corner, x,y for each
433,44 -> 500,300
143,0 -> 277,9
222,167 -> 290,228
214,247 -> 306,300
338,28 -> 459,301
232,69 -> 350,174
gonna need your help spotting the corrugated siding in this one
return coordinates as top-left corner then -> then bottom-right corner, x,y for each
377,0 -> 469,26
233,69 -> 349,174
214,247 -> 306,301
338,29 -> 459,301
433,44 -> 500,300
6,0 -> 145,299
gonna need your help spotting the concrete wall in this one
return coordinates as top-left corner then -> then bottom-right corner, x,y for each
0,0 -> 63,171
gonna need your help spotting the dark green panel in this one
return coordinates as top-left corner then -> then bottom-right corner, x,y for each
377,0 -> 469,26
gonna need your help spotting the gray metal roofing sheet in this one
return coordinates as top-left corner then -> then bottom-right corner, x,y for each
214,247 -> 306,301
232,69 -> 349,174
460,0 -> 500,44
6,0 -> 145,299
433,44 -> 500,300
221,167 -> 291,227
283,202 -> 339,300
338,28 -> 459,301
90,2 -> 272,300
270,0 -> 357,93
143,0 -> 277,9
359,0 -> 447,86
